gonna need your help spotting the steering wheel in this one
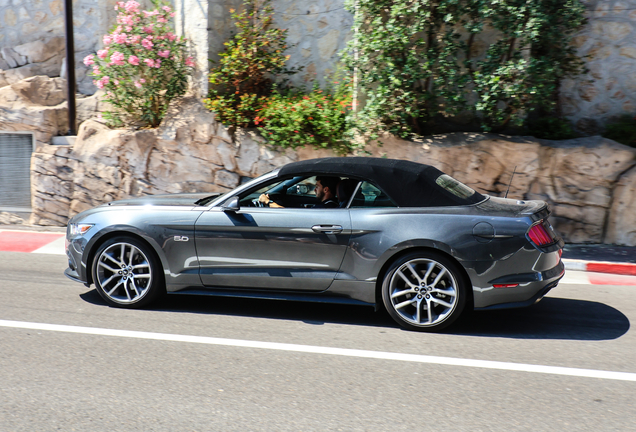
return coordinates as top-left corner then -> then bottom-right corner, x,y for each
252,199 -> 265,207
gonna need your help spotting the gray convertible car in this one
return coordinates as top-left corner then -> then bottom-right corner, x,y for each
65,157 -> 564,331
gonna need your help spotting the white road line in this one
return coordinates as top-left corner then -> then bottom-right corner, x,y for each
1,319 -> 635,382
32,236 -> 66,255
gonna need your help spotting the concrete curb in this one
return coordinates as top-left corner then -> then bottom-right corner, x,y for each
563,259 -> 636,276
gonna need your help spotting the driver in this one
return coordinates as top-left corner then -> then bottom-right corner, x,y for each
259,176 -> 340,208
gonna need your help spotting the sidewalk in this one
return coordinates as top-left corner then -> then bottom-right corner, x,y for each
562,244 -> 636,276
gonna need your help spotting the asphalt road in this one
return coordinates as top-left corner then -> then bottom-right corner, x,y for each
1,251 -> 635,431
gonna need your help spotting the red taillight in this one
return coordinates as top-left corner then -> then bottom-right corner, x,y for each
527,221 -> 555,246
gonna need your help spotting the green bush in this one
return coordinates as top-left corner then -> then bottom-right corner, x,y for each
525,117 -> 578,140
342,0 -> 587,138
603,115 -> 636,147
257,81 -> 356,154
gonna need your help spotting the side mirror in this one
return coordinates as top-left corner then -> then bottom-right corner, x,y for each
221,196 -> 240,212
297,184 -> 309,195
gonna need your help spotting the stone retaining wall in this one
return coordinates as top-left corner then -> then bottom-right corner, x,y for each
28,93 -> 636,246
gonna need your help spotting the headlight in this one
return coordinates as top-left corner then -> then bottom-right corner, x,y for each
69,223 -> 94,236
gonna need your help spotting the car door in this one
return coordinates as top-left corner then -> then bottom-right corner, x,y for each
194,193 -> 352,291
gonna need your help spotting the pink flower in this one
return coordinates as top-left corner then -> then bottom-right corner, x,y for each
166,32 -> 177,42
103,35 -> 112,45
157,17 -> 167,23
185,56 -> 195,67
83,54 -> 95,66
158,50 -> 170,58
94,75 -> 110,89
170,12 -> 175,17
162,5 -> 171,12
142,38 -> 153,49
113,79 -> 119,85
120,15 -> 134,25
144,58 -> 155,67
128,35 -> 140,44
125,26 -> 132,32
128,55 -> 139,65
134,80 -> 143,88
124,1 -> 140,13
97,49 -> 109,59
154,59 -> 161,68
140,78 -> 146,84
92,65 -> 100,74
111,51 -> 125,65
113,33 -> 127,44
142,25 -> 154,34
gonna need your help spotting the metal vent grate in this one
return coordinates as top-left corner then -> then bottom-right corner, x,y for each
0,133 -> 33,211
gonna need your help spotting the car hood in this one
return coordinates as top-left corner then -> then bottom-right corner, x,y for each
103,193 -> 222,208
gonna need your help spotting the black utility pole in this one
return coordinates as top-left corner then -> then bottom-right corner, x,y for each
63,0 -> 77,135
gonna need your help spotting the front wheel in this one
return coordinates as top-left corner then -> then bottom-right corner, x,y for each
92,236 -> 165,308
382,252 -> 467,331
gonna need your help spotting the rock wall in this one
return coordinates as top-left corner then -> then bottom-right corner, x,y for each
0,0 -> 118,94
0,76 -> 107,148
28,94 -> 636,246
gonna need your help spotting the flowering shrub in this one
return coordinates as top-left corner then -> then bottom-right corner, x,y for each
204,0 -> 297,129
84,0 -> 194,128
256,80 -> 357,154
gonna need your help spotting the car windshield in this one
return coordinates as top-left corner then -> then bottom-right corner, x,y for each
195,193 -> 225,206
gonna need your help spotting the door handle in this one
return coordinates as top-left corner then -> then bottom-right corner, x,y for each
311,224 -> 343,234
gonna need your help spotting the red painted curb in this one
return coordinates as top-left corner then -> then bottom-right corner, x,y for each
0,231 -> 64,253
587,262 -> 636,277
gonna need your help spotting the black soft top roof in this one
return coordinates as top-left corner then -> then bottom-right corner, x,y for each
278,157 -> 485,207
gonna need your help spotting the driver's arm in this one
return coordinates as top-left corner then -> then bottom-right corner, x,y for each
259,193 -> 284,208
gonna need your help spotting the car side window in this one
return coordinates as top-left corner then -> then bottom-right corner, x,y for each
237,178 -> 288,207
350,181 -> 397,208
237,176 -> 321,208
286,177 -> 317,198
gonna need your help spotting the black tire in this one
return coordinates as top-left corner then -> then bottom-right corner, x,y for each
382,251 -> 467,331
92,236 -> 165,308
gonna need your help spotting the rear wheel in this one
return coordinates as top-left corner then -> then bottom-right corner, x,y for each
382,252 -> 467,331
92,236 -> 164,308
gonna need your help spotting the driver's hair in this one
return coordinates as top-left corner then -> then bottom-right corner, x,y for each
315,176 -> 340,194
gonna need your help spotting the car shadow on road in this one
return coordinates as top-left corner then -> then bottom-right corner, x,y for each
451,297 -> 630,340
80,290 -> 629,341
79,288 -> 398,329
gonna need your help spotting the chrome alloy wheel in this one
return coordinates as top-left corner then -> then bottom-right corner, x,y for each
387,258 -> 458,327
95,242 -> 153,304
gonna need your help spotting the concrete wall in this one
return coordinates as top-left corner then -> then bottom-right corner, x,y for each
561,0 -> 636,134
